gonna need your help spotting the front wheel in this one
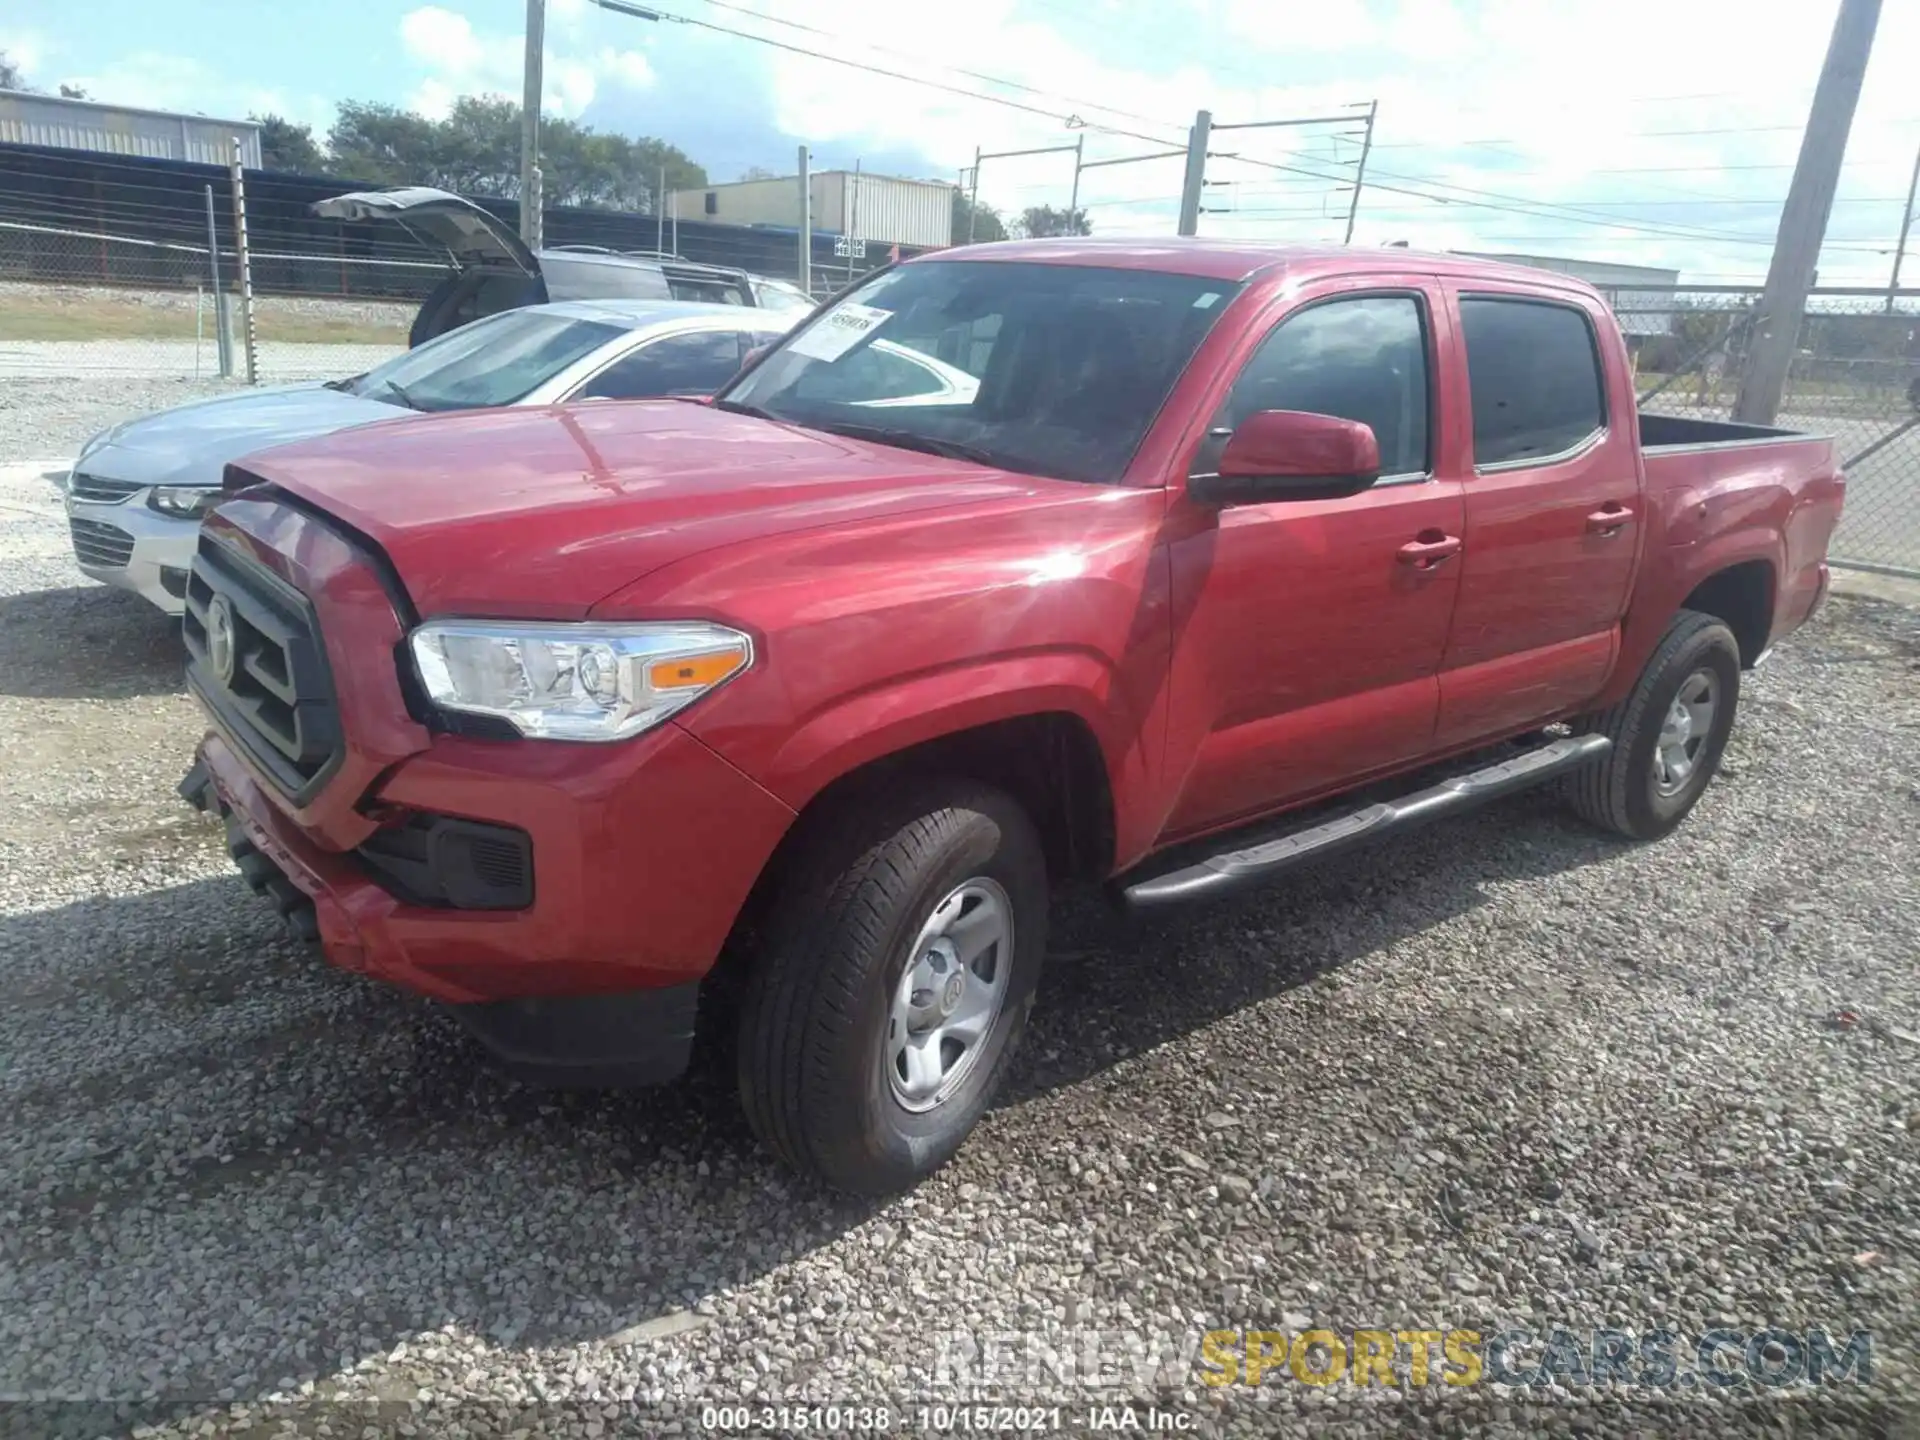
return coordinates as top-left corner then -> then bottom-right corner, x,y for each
736,780 -> 1048,1194
1565,608 -> 1742,839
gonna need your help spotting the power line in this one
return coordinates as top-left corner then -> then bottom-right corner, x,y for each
682,0 -> 1184,139
1208,148 -> 1891,252
631,2 -> 1185,148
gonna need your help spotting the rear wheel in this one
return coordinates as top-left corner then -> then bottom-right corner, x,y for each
1566,608 -> 1742,839
736,780 -> 1047,1194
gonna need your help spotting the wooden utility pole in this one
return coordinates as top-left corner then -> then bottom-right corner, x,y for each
519,0 -> 546,249
1735,0 -> 1881,424
1177,110 -> 1212,237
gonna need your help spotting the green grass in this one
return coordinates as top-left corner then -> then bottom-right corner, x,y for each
0,290 -> 408,345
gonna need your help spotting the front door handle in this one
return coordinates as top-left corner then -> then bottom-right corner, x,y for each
1397,532 -> 1462,568
1586,504 -> 1635,534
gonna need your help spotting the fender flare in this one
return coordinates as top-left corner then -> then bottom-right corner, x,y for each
759,650 -> 1150,839
1601,529 -> 1782,709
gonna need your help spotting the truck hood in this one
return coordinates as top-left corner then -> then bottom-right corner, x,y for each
237,401 -> 1047,618
75,384 -> 416,489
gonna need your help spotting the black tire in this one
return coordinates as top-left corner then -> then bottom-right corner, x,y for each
1566,608 -> 1742,839
737,779 -> 1048,1194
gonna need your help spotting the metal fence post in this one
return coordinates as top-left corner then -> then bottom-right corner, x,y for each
229,137 -> 259,385
797,144 -> 811,295
203,182 -> 233,378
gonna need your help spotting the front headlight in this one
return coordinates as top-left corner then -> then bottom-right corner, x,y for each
408,620 -> 753,742
147,485 -> 220,519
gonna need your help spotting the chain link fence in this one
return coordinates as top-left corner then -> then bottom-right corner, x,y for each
1606,285 -> 1920,577
0,219 -> 419,383
5,197 -> 1918,578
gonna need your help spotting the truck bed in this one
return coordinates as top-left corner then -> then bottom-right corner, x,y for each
1637,410 -> 1813,453
1634,408 -> 1842,644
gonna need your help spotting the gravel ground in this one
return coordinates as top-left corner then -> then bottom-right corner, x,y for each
1,381 -> 1917,1438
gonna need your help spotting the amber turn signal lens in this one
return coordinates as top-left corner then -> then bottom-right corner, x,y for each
647,648 -> 747,691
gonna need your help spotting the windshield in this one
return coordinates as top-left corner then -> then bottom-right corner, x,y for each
719,261 -> 1242,483
351,309 -> 624,411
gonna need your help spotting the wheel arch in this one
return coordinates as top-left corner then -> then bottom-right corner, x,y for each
1680,558 -> 1776,666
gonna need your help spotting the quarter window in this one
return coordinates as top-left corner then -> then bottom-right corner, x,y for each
1459,298 -> 1606,467
575,330 -> 747,400
1206,295 -> 1431,478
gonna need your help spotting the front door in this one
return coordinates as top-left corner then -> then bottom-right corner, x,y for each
1161,284 -> 1467,840
1433,286 -> 1641,748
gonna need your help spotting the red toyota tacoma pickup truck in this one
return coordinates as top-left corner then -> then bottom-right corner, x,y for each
178,241 -> 1843,1193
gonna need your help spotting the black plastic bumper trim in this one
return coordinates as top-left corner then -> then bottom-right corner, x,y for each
453,983 -> 701,1088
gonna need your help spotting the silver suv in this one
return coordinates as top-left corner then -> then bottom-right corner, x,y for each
312,187 -> 816,346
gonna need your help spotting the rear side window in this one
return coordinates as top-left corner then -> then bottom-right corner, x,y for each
575,330 -> 745,400
1459,298 -> 1605,467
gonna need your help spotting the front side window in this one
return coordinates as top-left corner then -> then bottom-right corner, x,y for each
719,261 -> 1242,484
574,329 -> 747,400
350,309 -> 623,412
1459,297 -> 1606,467
1202,294 -> 1431,478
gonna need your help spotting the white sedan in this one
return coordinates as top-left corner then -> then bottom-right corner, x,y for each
63,299 -> 798,615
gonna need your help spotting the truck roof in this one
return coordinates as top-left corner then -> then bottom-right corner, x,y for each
916,237 -> 1601,294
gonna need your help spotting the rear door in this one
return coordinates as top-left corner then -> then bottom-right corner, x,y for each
313,187 -> 548,345
311,187 -> 539,274
1433,284 -> 1641,747
1160,280 -> 1468,838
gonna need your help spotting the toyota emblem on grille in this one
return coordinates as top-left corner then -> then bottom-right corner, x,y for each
206,593 -> 237,687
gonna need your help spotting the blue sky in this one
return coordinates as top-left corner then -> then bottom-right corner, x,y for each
6,0 -> 1920,284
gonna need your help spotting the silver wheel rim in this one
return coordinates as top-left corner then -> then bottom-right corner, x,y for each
886,877 -> 1013,1114
1654,668 -> 1718,797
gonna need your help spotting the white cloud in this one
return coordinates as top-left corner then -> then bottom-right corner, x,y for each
50,50 -> 332,132
400,8 -> 491,78
0,30 -> 47,77
395,2 -> 656,120
727,0 -> 1920,283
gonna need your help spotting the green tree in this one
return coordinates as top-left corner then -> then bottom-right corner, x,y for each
323,95 -> 704,211
1,51 -> 33,90
326,100 -> 443,187
952,190 -> 1006,244
1016,205 -> 1091,238
57,82 -> 88,99
253,113 -> 327,174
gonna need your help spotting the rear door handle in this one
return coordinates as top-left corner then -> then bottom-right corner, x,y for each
1397,533 -> 1462,568
1586,504 -> 1635,534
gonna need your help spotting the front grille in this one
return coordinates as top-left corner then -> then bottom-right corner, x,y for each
69,516 -> 135,568
183,536 -> 343,800
357,813 -> 534,910
68,472 -> 143,504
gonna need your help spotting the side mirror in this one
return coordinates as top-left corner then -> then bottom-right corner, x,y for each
1188,409 -> 1381,507
742,343 -> 774,369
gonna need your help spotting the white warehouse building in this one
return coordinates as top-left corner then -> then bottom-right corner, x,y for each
672,170 -> 954,249
0,89 -> 263,168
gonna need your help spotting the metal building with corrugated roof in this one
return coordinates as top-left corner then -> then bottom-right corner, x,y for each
0,89 -> 261,168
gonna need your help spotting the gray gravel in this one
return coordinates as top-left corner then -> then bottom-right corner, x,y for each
0,376 -> 238,465
1,379 -> 1917,1438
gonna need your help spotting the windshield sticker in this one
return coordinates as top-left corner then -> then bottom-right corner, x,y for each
789,303 -> 893,361
1193,292 -> 1221,309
